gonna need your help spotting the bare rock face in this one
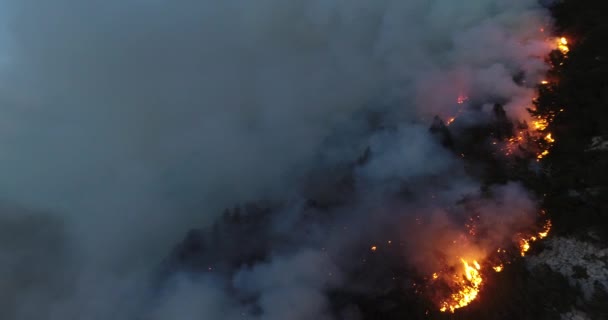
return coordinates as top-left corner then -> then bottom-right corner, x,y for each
586,136 -> 608,152
527,237 -> 608,300
560,308 -> 591,320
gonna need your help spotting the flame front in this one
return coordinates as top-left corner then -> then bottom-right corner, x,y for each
519,219 -> 552,256
433,216 -> 552,313
439,259 -> 483,313
426,35 -> 566,314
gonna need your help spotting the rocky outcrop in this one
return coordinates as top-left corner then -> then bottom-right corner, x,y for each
527,237 -> 608,300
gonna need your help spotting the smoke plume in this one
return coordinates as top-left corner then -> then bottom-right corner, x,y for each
0,0 -> 557,319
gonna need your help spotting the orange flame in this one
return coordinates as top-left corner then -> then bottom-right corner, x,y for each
537,149 -> 550,160
519,219 -> 552,256
520,239 -> 531,257
439,259 -> 483,313
557,37 -> 569,54
533,117 -> 549,131
430,34 -> 567,313
538,220 -> 552,239
430,216 -> 552,312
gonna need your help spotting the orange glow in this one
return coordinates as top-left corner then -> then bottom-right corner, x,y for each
457,94 -> 468,105
473,261 -> 481,269
520,239 -> 531,257
538,220 -> 552,239
556,37 -> 569,54
533,117 -> 549,131
537,149 -> 549,160
431,215 -> 552,312
447,93 -> 468,126
428,32 -> 568,314
519,219 -> 552,256
497,36 -> 567,160
370,245 -> 377,252
439,259 -> 483,313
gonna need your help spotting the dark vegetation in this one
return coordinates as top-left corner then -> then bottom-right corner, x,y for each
537,0 -> 608,240
466,0 -> 608,318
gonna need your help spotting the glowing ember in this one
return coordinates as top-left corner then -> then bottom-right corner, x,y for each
556,37 -> 569,54
432,272 -> 439,280
533,117 -> 549,131
538,220 -> 552,239
537,149 -> 550,160
457,94 -> 468,105
541,80 -> 549,85
493,265 -> 503,273
370,245 -> 377,252
439,259 -> 483,313
447,93 -> 468,125
519,219 -> 552,256
545,133 -> 555,143
520,239 -> 531,257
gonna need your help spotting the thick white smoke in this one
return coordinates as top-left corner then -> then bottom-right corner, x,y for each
0,0 -> 556,319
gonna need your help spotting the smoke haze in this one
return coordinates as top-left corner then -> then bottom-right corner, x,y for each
0,1 -> 556,319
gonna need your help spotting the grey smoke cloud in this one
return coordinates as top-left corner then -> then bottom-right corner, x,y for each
0,0 -> 556,319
